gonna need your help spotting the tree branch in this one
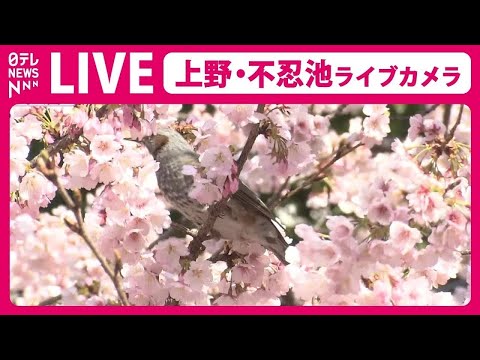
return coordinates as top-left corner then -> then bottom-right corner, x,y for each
444,104 -> 464,145
147,222 -> 198,250
442,104 -> 452,130
37,156 -> 129,306
30,132 -> 82,168
266,176 -> 291,208
269,142 -> 363,209
424,104 -> 441,117
38,295 -> 62,306
29,105 -> 115,168
185,104 -> 265,261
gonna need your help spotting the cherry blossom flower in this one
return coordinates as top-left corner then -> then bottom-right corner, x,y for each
63,150 -> 90,177
189,179 -> 222,205
10,104 -> 470,307
13,115 -> 43,143
392,277 -> 431,305
408,114 -> 424,140
295,224 -> 340,268
367,200 -> 394,225
363,104 -> 389,116
90,162 -> 121,184
423,118 -> 446,141
184,260 -> 213,291
122,230 -> 146,253
363,113 -> 391,141
70,109 -> 89,128
199,146 -> 235,178
445,209 -> 467,231
10,133 -> 30,160
220,104 -> 257,126
388,221 -> 422,255
153,238 -> 189,273
90,134 -> 121,163
326,216 -> 354,242
19,171 -> 57,211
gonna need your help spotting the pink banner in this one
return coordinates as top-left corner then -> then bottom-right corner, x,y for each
3,44 -> 477,314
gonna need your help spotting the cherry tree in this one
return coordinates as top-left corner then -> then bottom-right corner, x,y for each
10,103 -> 471,306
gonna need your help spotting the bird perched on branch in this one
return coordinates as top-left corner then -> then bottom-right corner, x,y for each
141,127 -> 289,265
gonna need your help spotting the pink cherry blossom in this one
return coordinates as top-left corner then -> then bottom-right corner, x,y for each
90,134 -> 122,163
199,146 -> 235,178
388,221 -> 422,255
10,133 -> 30,160
367,200 -> 394,225
184,260 -> 213,291
63,150 -> 90,177
312,115 -> 330,136
408,114 -> 424,140
90,161 -> 121,184
326,216 -> 354,242
445,209 -> 467,231
407,187 -> 447,223
10,158 -> 28,192
83,117 -> 102,140
286,142 -> 315,174
220,104 -> 257,125
155,104 -> 183,125
19,171 -> 57,211
127,190 -> 158,218
363,104 -> 389,116
10,104 -> 470,307
123,229 -> 146,253
189,179 -> 222,205
70,109 -> 89,128
392,277 -> 431,305
231,263 -> 264,286
287,267 -> 331,303
363,113 -> 391,141
295,224 -> 340,268
423,118 -> 446,141
14,115 -> 43,143
153,238 -> 189,273
266,269 -> 290,296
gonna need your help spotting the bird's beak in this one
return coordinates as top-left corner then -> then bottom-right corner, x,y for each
128,137 -> 147,145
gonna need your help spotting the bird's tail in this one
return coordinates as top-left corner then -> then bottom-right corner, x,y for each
265,230 -> 290,266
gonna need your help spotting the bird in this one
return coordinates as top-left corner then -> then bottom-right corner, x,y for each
140,126 -> 289,265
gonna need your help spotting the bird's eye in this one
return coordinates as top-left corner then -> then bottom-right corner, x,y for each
151,134 -> 169,153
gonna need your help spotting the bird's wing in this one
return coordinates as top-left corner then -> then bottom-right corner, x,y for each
233,181 -> 286,230
167,145 -> 287,232
182,150 -> 201,166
